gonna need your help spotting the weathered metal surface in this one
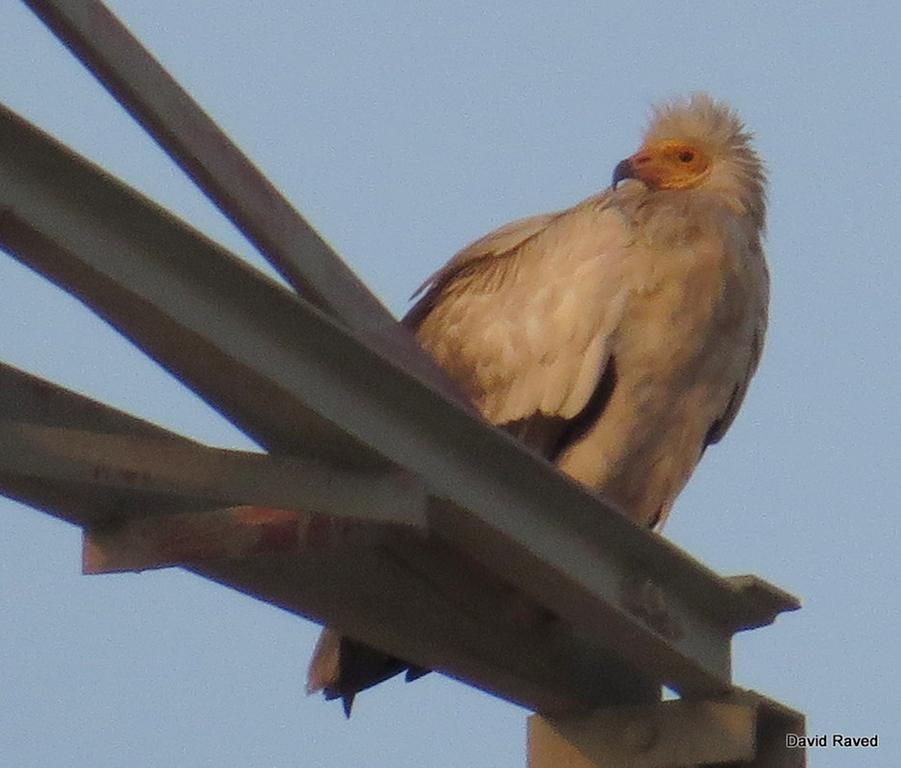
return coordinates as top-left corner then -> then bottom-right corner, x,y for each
0,419 -> 426,527
730,689 -> 806,768
0,364 -> 654,711
83,506 -> 374,573
0,362 -> 208,523
0,104 -> 799,703
203,529 -> 664,713
528,689 -> 806,767
23,0 -> 462,405
528,700 -> 756,767
723,576 -> 802,632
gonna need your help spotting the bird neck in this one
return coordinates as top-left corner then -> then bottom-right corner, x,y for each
609,184 -> 760,250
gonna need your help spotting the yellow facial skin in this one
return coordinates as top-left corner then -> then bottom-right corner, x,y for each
614,139 -> 711,191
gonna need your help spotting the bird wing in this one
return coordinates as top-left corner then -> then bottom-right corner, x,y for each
705,255 -> 769,448
404,194 -> 632,437
404,211 -> 559,326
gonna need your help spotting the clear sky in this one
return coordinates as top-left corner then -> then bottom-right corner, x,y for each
1,2 -> 899,766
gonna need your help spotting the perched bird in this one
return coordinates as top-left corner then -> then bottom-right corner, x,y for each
308,93 -> 769,713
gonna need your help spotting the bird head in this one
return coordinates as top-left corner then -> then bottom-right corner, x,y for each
612,139 -> 711,191
611,93 -> 766,225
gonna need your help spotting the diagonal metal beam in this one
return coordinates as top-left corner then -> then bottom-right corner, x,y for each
0,104 -> 798,703
22,0 -> 461,403
0,362 -> 421,567
0,363 -> 652,712
0,419 -> 425,528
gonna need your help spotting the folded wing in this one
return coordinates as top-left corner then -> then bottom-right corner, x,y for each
406,195 -> 633,456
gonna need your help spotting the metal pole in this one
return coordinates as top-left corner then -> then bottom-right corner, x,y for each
23,0 -> 463,402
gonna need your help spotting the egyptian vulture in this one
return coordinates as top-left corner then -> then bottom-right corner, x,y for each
308,93 -> 769,713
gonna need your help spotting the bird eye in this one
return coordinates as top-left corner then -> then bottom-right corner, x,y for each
678,150 -> 695,163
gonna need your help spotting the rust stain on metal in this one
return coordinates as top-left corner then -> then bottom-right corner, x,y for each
234,505 -> 297,526
82,534 -> 108,573
237,506 -> 301,553
82,506 -> 375,574
154,523 -> 227,562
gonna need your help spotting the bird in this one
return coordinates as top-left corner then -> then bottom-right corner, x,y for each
307,93 -> 769,714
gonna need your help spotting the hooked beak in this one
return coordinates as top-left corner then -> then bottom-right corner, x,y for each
612,157 -> 636,189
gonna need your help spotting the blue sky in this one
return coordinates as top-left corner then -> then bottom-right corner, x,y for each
1,2 -> 899,766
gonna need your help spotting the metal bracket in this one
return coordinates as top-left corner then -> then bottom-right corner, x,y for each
528,690 -> 805,767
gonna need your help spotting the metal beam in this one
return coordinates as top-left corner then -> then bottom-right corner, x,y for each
0,419 -> 425,528
22,0 -> 461,403
528,700 -> 756,767
733,689 -> 806,768
0,363 -> 654,712
0,104 -> 798,704
527,689 -> 805,767
83,506 -> 382,574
